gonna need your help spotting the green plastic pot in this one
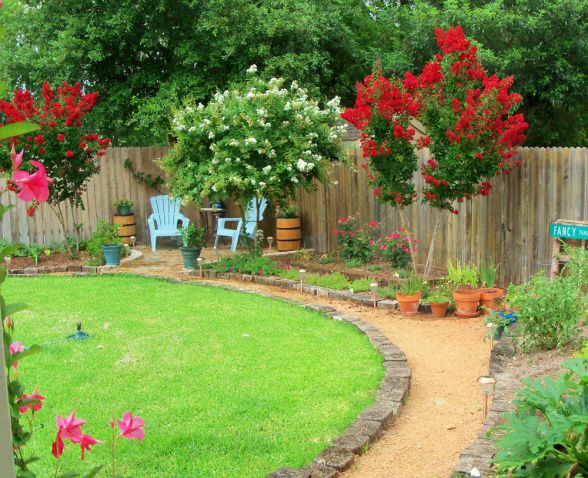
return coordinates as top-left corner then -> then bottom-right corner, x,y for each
117,205 -> 132,216
180,246 -> 201,269
101,245 -> 122,266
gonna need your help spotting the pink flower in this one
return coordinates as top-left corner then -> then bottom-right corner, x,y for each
79,434 -> 99,460
9,341 -> 24,369
52,435 -> 64,458
12,159 -> 51,203
117,412 -> 145,441
18,392 -> 46,414
56,411 -> 86,443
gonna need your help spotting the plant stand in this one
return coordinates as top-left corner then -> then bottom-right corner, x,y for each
549,219 -> 588,279
113,214 -> 137,245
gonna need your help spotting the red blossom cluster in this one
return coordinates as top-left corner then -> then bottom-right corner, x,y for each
0,81 -> 110,210
341,25 -> 528,212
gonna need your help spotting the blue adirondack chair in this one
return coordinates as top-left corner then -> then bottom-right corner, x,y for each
147,195 -> 190,252
214,198 -> 267,252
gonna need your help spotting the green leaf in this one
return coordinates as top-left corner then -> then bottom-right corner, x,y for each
57,472 -> 80,478
0,204 -> 15,222
0,122 -> 40,140
6,303 -> 28,316
83,465 -> 105,478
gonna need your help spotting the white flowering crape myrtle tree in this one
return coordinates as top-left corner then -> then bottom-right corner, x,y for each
162,64 -> 346,237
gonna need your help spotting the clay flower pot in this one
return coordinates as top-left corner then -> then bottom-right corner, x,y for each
479,288 -> 505,315
429,301 -> 449,318
453,288 -> 481,318
396,291 -> 422,317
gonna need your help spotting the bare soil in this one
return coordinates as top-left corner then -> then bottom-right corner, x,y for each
8,251 -> 90,268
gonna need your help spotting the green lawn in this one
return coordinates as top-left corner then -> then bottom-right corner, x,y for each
6,275 -> 383,478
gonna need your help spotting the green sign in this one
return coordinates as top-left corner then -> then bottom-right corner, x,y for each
550,223 -> 588,240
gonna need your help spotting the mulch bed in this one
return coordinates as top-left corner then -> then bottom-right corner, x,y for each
7,251 -> 90,269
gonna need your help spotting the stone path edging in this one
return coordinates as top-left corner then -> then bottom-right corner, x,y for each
10,269 -> 411,478
452,337 -> 518,477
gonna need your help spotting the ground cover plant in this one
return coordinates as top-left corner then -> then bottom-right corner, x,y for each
6,275 -> 383,477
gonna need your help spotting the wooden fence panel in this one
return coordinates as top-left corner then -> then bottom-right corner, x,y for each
4,144 -> 587,284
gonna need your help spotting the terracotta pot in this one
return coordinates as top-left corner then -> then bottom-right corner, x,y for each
396,291 -> 422,317
453,288 -> 481,318
429,301 -> 449,318
479,287 -> 505,315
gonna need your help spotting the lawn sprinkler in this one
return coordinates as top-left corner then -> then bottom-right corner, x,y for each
67,322 -> 90,340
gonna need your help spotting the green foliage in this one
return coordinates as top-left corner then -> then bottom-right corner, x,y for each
318,256 -> 335,265
367,264 -> 383,272
507,273 -> 583,351
479,257 -> 498,288
276,205 -> 298,219
113,198 -> 134,209
399,275 -> 423,296
427,283 -> 451,303
123,159 -> 165,191
377,284 -> 397,299
335,214 -> 377,264
350,277 -> 372,293
88,221 -> 121,256
213,253 -> 275,275
178,224 -> 205,248
1,1 -> 585,146
162,71 -> 345,211
447,259 -> 478,289
344,258 -> 365,269
307,272 -> 351,291
493,357 -> 588,477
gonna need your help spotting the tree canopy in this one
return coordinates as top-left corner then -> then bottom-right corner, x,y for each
1,0 -> 586,146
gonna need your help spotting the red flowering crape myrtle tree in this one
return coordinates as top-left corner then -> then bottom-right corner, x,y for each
341,26 -> 528,278
0,82 -> 110,254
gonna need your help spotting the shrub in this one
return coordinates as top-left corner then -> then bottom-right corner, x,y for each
307,272 -> 351,291
179,224 -> 205,248
335,214 -> 378,263
350,278 -> 372,293
213,253 -> 275,275
493,357 -> 588,477
447,259 -> 478,289
399,275 -> 423,296
373,228 -> 416,269
87,221 -> 121,258
507,273 -> 583,351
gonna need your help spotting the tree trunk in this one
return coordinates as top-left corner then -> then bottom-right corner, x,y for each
69,200 -> 81,255
423,209 -> 443,281
49,203 -> 73,256
399,207 -> 417,275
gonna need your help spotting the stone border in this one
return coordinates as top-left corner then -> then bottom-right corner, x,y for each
11,271 -> 411,478
452,337 -> 518,477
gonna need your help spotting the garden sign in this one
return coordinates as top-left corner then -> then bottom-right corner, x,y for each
550,220 -> 588,278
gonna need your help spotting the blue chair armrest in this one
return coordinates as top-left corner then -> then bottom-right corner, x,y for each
147,214 -> 157,230
177,213 -> 190,228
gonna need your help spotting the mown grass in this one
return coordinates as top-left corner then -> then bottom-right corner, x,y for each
6,275 -> 383,478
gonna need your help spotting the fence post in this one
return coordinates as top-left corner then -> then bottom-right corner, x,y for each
0,339 -> 15,478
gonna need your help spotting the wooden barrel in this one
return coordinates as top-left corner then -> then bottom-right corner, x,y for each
276,217 -> 301,251
113,214 -> 137,245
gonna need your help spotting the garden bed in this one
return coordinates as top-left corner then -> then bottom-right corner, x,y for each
7,251 -> 90,269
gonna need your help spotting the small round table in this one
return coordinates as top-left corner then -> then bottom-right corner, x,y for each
199,208 -> 226,246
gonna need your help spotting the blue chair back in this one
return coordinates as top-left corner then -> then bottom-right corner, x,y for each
244,198 -> 267,237
150,195 -> 183,230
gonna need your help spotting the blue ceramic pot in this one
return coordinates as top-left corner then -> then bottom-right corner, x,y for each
101,245 -> 122,266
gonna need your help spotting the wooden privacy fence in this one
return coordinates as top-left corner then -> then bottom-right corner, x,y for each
3,144 -> 587,284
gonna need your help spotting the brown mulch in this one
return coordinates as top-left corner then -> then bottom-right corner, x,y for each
8,251 -> 90,268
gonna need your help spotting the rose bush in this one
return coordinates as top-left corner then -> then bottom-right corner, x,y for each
162,65 -> 346,217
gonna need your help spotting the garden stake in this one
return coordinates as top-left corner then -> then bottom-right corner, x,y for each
370,282 -> 378,308
478,376 -> 496,422
298,269 -> 306,292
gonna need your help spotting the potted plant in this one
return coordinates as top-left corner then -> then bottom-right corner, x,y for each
276,205 -> 301,251
396,274 -> 423,317
179,223 -> 205,269
448,259 -> 481,318
90,220 -> 122,266
479,257 -> 505,314
427,284 -> 451,318
114,199 -> 134,216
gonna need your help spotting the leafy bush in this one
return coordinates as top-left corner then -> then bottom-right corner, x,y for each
213,253 -> 275,275
179,224 -> 205,248
307,272 -> 351,290
479,257 -> 498,288
507,273 -> 583,351
318,255 -> 335,264
335,214 -> 377,263
350,278 -> 372,293
373,229 -> 415,269
399,275 -> 423,296
493,357 -> 588,477
447,259 -> 478,289
377,284 -> 397,299
87,221 -> 122,258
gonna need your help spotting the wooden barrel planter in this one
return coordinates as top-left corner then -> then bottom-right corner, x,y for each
113,214 -> 136,245
276,217 -> 301,251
